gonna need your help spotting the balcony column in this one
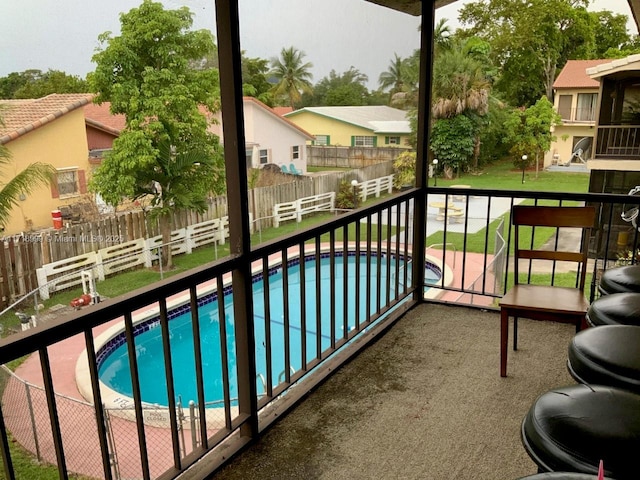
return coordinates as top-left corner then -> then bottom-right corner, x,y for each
215,0 -> 259,438
412,0 -> 436,302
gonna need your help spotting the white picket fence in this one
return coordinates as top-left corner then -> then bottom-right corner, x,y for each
357,174 -> 394,202
35,215 -> 241,300
273,192 -> 336,227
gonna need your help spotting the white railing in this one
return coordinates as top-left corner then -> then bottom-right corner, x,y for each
273,192 -> 336,227
356,174 -> 394,202
35,214 -> 245,299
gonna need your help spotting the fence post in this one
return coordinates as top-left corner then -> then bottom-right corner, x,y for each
24,383 -> 41,462
189,401 -> 198,450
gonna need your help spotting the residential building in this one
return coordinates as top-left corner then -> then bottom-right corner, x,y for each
546,59 -> 610,168
0,93 -> 93,234
284,105 -> 412,148
210,97 -> 314,174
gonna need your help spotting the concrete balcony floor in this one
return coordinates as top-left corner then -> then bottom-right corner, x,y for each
212,303 -> 577,480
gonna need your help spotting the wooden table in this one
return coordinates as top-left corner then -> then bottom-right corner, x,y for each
430,202 -> 463,222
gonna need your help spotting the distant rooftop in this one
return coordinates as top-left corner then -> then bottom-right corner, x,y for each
83,102 -> 126,135
0,93 -> 93,145
285,105 -> 411,134
553,60 -> 611,89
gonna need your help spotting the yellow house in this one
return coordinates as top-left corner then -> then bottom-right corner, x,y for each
546,59 -> 610,168
284,105 -> 411,148
0,94 -> 93,234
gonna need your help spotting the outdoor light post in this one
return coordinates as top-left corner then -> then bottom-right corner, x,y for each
521,155 -> 527,184
433,159 -> 439,187
351,179 -> 359,209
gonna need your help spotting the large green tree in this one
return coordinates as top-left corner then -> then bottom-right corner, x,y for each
241,53 -> 274,105
504,96 -> 561,177
0,70 -> 89,99
89,0 -> 224,267
459,0 -> 593,106
269,46 -> 313,108
306,67 -> 369,106
0,108 -> 56,229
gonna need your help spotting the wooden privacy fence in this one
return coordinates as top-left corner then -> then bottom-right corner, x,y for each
0,162 -> 394,309
307,146 -> 408,169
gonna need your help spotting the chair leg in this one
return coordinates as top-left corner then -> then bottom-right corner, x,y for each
500,309 -> 509,377
513,317 -> 518,351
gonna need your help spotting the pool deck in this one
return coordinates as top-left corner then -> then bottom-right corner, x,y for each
7,245 -> 493,478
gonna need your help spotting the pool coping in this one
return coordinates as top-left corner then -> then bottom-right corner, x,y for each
75,245 -> 452,424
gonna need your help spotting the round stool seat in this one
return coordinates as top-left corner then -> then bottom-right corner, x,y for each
517,474 -> 613,480
568,325 -> 640,393
522,384 -> 640,479
586,292 -> 640,326
599,265 -> 640,295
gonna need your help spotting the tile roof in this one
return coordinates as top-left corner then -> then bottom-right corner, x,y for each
285,105 -> 411,134
83,102 -> 126,135
553,59 -> 612,89
272,106 -> 294,116
0,93 -> 93,145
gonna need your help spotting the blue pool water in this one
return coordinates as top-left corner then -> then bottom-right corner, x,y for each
98,253 -> 441,406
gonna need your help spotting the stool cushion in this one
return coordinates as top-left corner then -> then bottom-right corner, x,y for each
586,292 -> 640,326
568,325 -> 640,393
522,384 -> 640,479
517,474 -> 613,480
599,265 -> 640,295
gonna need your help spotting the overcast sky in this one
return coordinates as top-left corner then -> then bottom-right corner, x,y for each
0,0 -> 636,90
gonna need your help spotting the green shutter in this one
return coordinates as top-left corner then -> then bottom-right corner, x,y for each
373,136 -> 378,147
385,136 -> 389,144
326,135 -> 330,146
351,136 -> 355,146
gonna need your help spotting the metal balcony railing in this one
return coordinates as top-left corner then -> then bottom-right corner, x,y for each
1,186 -> 640,479
595,126 -> 640,159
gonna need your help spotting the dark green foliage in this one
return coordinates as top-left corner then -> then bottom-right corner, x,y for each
336,180 -> 358,209
430,115 -> 476,176
0,70 -> 88,99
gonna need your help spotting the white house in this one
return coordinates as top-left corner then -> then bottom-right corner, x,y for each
210,97 -> 315,175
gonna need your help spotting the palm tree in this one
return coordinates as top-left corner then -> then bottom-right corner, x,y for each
269,47 -> 313,109
431,39 -> 491,119
0,109 -> 55,229
378,53 -> 406,94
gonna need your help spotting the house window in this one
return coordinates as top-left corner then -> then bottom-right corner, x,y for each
314,135 -> 330,145
259,149 -> 269,164
557,95 -> 572,120
576,93 -> 597,122
385,136 -> 401,145
245,148 -> 254,164
56,169 -> 79,197
352,136 -> 376,147
292,145 -> 300,160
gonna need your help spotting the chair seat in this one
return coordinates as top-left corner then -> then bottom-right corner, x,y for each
587,292 -> 640,326
522,384 -> 640,479
500,285 -> 589,315
599,265 -> 640,295
568,325 -> 640,393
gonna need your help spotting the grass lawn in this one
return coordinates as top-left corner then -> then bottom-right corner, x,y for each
433,158 -> 589,193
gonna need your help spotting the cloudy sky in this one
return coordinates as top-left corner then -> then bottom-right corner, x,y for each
0,0 -> 636,89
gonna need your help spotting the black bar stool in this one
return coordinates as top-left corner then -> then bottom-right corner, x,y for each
568,325 -> 640,394
521,384 -> 640,479
599,265 -> 640,295
586,292 -> 640,326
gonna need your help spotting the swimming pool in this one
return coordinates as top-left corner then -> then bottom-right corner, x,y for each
96,252 -> 442,407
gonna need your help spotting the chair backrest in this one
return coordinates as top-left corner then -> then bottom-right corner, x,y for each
512,205 -> 596,290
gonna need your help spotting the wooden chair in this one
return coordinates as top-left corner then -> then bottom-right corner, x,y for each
499,205 -> 596,377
